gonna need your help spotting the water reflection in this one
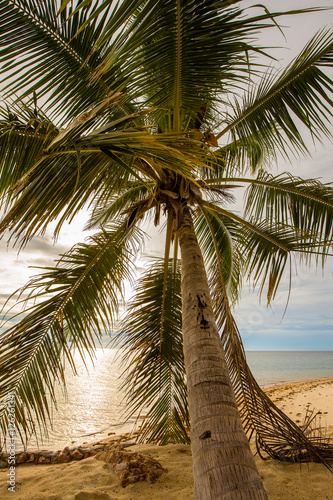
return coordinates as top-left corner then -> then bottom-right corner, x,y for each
27,348 -> 134,450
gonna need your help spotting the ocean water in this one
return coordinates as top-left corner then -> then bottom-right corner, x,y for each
246,350 -> 333,386
25,349 -> 131,451
23,349 -> 333,451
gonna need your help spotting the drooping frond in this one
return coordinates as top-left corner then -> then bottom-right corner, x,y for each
86,180 -> 155,231
0,222 -> 141,446
79,127 -> 208,180
115,258 -> 189,445
0,97 -> 144,244
194,208 -> 241,306
0,101 -> 207,247
201,197 -> 333,302
211,269 -> 333,469
220,126 -> 279,175
233,222 -> 293,303
0,146 -> 119,246
225,171 -> 333,300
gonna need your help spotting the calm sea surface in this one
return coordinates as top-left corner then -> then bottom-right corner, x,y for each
25,349 -> 333,451
246,350 -> 333,386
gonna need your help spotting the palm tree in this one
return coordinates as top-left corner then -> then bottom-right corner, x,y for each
1,1 -> 333,498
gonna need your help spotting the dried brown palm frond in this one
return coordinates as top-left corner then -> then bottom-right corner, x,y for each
301,404 -> 328,440
212,261 -> 333,469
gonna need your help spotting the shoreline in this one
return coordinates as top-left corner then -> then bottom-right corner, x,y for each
262,376 -> 333,389
263,377 -> 333,428
1,377 -> 333,499
1,377 -> 332,455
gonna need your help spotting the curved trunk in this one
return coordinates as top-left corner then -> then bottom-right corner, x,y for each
178,208 -> 267,500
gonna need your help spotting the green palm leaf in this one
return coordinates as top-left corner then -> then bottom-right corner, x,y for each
218,29 -> 333,159
200,198 -> 332,303
0,222 -> 140,445
0,0 -> 119,119
115,258 -> 189,445
244,171 -> 333,254
0,99 -> 58,198
77,1 -> 321,131
86,180 -> 154,230
194,208 -> 241,306
0,100 -> 206,246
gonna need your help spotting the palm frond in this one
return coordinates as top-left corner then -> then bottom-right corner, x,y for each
0,147 -> 117,246
0,97 -> 148,245
234,224 -> 293,304
200,172 -> 333,262
0,0 -> 120,119
218,29 -> 333,159
124,0 -> 265,128
115,258 -> 189,445
200,199 -> 330,303
0,119 -> 208,247
79,129 -> 208,180
0,99 -> 58,199
194,208 -> 241,306
211,271 -> 333,469
244,171 -> 333,259
86,180 -> 154,230
222,126 -> 279,175
91,2 -> 326,131
0,221 -> 141,446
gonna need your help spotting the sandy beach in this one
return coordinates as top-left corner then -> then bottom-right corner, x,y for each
1,378 -> 333,500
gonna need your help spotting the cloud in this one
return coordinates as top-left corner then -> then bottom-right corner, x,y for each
20,238 -> 69,257
0,231 -> 73,307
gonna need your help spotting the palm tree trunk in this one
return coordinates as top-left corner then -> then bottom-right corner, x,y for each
178,206 -> 267,500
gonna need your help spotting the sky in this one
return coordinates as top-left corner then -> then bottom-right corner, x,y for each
0,0 -> 333,350
233,0 -> 333,350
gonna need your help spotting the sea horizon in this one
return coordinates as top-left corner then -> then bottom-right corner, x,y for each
16,348 -> 333,451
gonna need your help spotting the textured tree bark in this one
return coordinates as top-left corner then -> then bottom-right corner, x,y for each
178,207 -> 267,500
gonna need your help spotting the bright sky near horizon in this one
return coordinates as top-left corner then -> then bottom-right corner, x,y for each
0,0 -> 333,351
